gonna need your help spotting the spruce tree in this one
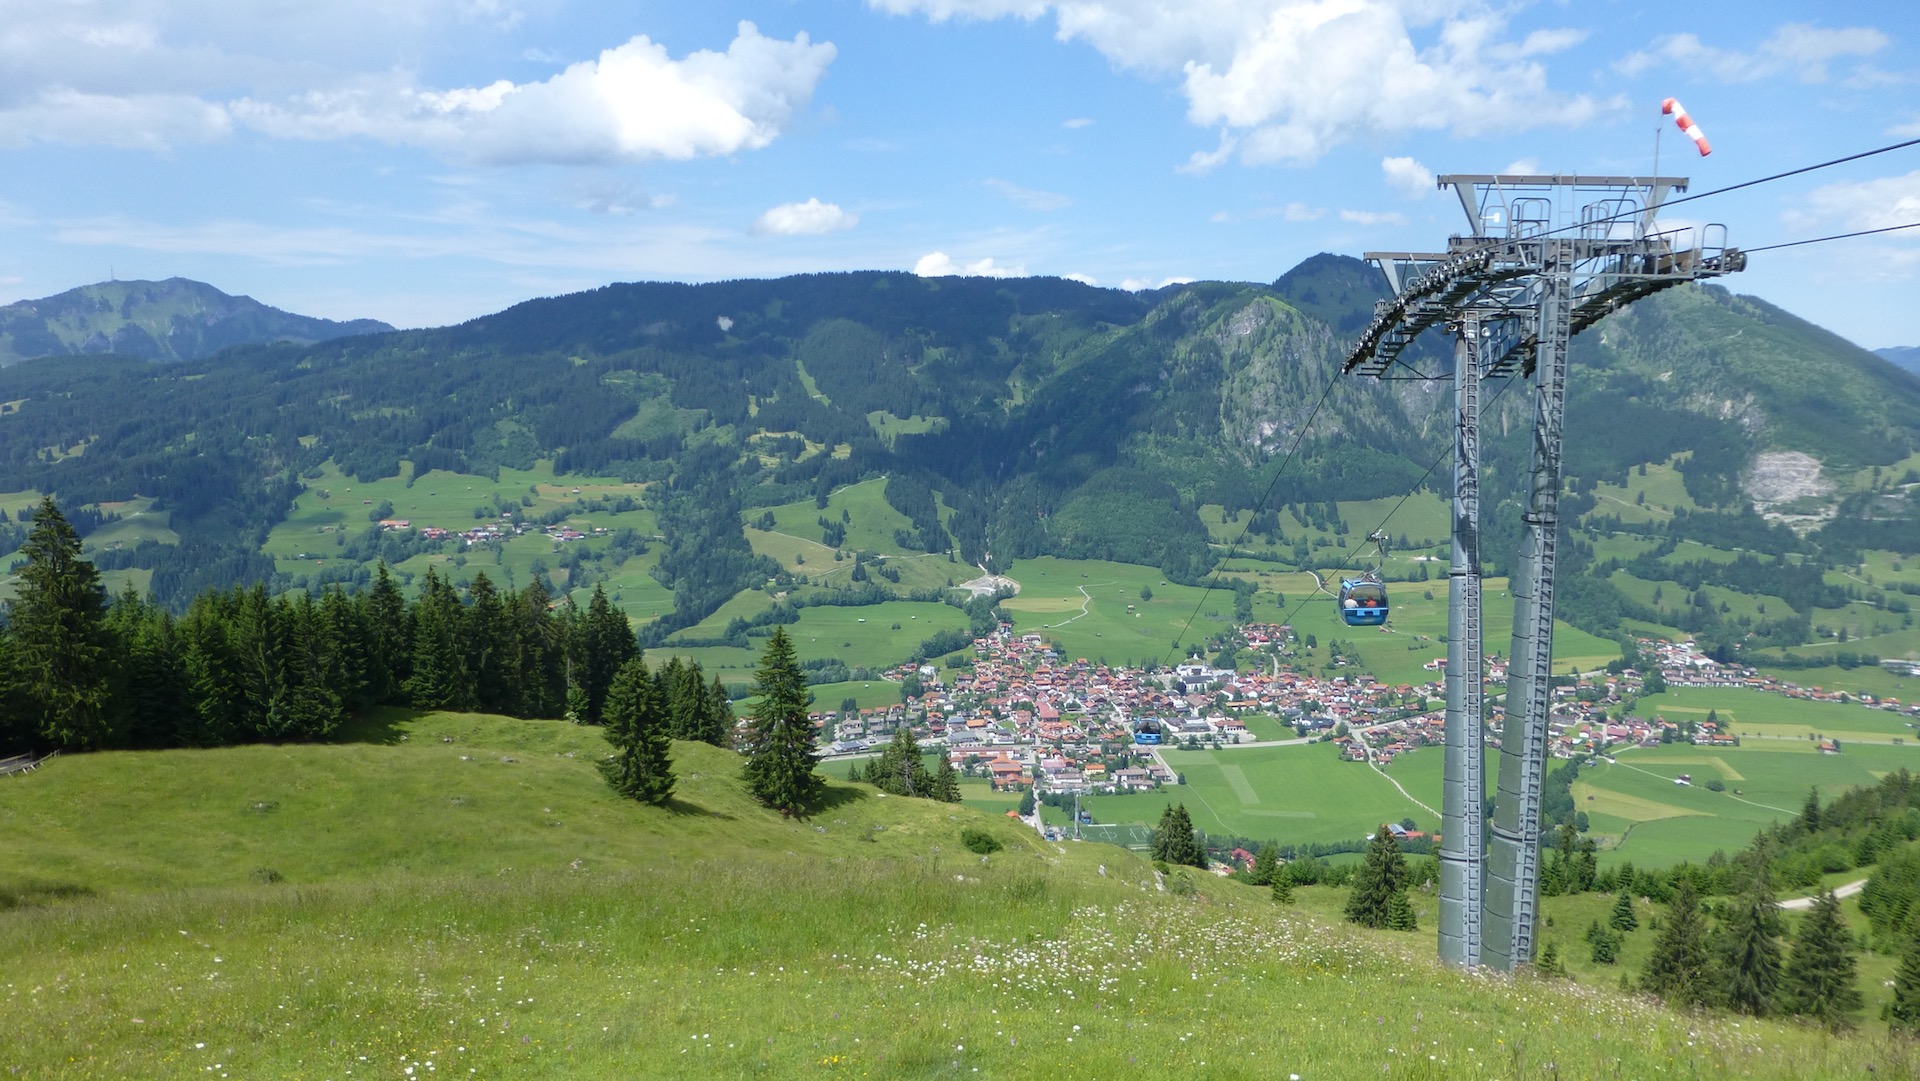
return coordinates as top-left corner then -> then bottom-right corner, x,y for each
703,673 -> 736,747
582,585 -> 638,723
10,497 -> 113,750
363,562 -> 410,703
1385,889 -> 1418,931
1345,825 -> 1409,929
1717,867 -> 1784,1017
601,657 -> 674,805
872,727 -> 930,796
741,628 -> 822,817
1169,804 -> 1205,867
932,756 -> 962,803
1271,873 -> 1294,905
1250,841 -> 1280,886
1890,934 -> 1920,1033
1780,890 -> 1863,1028
1151,804 -> 1179,863
1609,887 -> 1640,932
407,568 -> 471,711
1641,878 -> 1713,1007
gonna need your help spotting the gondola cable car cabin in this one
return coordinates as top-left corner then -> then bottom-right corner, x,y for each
1338,575 -> 1388,626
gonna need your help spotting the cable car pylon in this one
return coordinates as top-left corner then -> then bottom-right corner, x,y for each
1343,173 -> 1745,972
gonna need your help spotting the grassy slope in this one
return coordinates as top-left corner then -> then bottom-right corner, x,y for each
1,712 -> 1905,1079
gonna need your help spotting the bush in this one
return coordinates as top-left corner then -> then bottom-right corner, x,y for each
960,827 -> 1003,855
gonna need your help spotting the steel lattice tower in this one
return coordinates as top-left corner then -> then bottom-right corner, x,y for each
1345,174 -> 1745,970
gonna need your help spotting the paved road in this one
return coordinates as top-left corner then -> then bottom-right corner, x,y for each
1779,878 -> 1868,911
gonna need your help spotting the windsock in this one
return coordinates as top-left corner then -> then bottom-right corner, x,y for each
1661,97 -> 1711,156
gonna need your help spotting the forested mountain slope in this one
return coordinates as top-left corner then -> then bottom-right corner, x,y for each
0,259 -> 1914,670
0,278 -> 393,365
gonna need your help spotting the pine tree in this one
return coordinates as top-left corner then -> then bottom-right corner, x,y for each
407,568 -> 472,711
1890,934 -> 1920,1033
1780,890 -> 1863,1028
601,657 -> 674,805
10,498 -> 114,750
1018,788 -> 1036,816
932,756 -> 962,803
1151,804 -> 1204,867
741,628 -> 822,817
872,727 -> 930,796
1641,878 -> 1713,1007
1537,942 -> 1565,978
1590,927 -> 1620,965
582,585 -> 638,724
1385,890 -> 1418,931
1345,825 -> 1409,929
363,562 -> 411,703
1717,867 -> 1784,1017
703,673 -> 736,747
1609,887 -> 1640,932
1271,873 -> 1294,905
1250,841 -> 1280,886
1800,788 -> 1822,834
464,572 -> 512,713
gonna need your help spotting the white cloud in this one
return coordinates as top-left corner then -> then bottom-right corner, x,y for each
1502,158 -> 1541,175
1063,271 -> 1098,285
1890,117 -> 1920,139
983,178 -> 1071,211
1381,156 -> 1434,199
874,0 -> 1602,166
754,198 -> 859,235
1790,171 -> 1920,235
0,90 -> 232,149
1617,23 -> 1888,84
913,251 -> 1027,277
234,23 -> 835,164
1062,116 -> 1094,129
1210,202 -> 1324,223
1118,275 -> 1194,291
1339,209 -> 1408,226
0,14 -> 834,162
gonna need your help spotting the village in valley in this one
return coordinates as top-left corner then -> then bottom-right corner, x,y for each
820,619 -> 1920,852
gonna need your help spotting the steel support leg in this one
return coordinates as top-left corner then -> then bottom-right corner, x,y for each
1486,243 -> 1573,972
1440,317 -> 1486,967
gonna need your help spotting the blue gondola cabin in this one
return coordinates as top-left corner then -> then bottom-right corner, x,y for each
1338,578 -> 1388,626
1133,718 -> 1164,745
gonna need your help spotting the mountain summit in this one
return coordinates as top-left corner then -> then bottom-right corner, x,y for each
0,277 -> 393,365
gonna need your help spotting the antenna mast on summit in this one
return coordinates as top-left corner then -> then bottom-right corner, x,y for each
1344,173 -> 1744,972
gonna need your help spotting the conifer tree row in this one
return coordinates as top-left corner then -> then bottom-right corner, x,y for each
0,499 -> 735,755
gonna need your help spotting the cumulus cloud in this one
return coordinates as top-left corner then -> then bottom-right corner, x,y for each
1063,271 -> 1098,284
913,251 -> 1027,277
754,198 -> 859,235
983,178 -> 1071,211
1062,116 -> 1094,129
1617,23 -> 1887,83
871,0 -> 1601,166
1381,156 -> 1434,199
1118,275 -> 1195,291
0,12 -> 834,162
235,23 -> 835,164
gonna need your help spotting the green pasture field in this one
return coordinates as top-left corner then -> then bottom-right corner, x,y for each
997,556 -> 1233,665
1,712 -> 1912,1074
1080,742 -> 1432,846
1574,740 -> 1920,865
1606,568 -> 1796,624
1624,686 -> 1918,743
669,598 -> 965,681
1585,458 -> 1697,525
1197,493 -> 1451,566
82,495 -> 178,551
752,476 -> 918,560
1747,662 -> 1919,700
1586,532 -> 1664,563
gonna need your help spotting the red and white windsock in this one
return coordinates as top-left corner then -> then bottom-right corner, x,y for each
1662,97 -> 1711,156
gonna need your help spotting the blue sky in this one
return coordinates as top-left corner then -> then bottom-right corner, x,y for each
2,1 -> 1917,348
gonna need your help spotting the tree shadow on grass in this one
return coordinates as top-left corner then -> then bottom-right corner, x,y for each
812,784 -> 871,814
663,797 -> 732,819
333,707 -> 426,746
0,879 -> 95,911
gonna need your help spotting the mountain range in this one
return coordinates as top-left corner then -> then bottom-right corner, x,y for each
0,278 -> 392,365
1879,346 -> 1920,375
0,258 -> 1915,664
